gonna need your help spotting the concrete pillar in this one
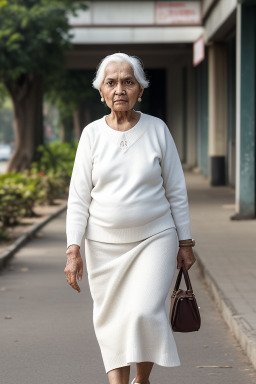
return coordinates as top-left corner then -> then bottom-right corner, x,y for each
234,3 -> 256,218
195,55 -> 208,177
166,65 -> 184,160
166,66 -> 173,134
208,43 -> 227,186
186,65 -> 197,167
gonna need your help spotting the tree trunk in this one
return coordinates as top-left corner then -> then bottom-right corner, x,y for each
73,102 -> 92,140
73,108 -> 81,140
5,74 -> 44,172
59,115 -> 73,142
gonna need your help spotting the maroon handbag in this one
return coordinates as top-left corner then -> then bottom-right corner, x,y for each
169,262 -> 201,332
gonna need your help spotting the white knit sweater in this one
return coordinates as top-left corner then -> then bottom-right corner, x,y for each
66,112 -> 192,248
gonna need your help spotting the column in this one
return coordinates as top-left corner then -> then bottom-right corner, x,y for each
208,43 -> 227,186
195,52 -> 208,177
166,65 -> 184,160
186,64 -> 197,167
235,3 -> 256,218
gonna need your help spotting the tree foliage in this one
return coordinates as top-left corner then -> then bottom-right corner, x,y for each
0,0 -> 87,82
0,82 -> 8,104
45,69 -> 97,120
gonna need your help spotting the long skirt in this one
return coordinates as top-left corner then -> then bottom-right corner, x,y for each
84,227 -> 181,373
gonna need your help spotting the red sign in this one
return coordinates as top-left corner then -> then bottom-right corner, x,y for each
156,2 -> 202,25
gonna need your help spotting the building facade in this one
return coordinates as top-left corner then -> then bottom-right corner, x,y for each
66,0 -> 256,219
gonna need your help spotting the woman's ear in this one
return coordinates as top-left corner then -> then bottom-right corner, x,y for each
139,87 -> 144,98
99,90 -> 105,103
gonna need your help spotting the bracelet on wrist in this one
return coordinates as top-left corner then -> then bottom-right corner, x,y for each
67,244 -> 80,250
179,239 -> 195,247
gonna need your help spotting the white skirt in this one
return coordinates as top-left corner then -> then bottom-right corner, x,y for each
84,228 -> 181,373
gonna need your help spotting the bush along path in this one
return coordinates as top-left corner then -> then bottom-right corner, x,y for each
0,141 -> 77,269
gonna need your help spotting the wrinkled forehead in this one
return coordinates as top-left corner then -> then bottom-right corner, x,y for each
104,61 -> 135,79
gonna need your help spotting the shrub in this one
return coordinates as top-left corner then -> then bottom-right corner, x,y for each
30,169 -> 67,205
0,141 -> 76,240
0,171 -> 45,226
30,141 -> 78,185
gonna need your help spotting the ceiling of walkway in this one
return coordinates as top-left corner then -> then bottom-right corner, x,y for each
65,43 -> 193,70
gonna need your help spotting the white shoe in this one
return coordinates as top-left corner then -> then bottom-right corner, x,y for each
131,379 -> 142,384
130,378 -> 149,384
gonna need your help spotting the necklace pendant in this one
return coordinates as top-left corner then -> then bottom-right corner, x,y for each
120,136 -> 128,151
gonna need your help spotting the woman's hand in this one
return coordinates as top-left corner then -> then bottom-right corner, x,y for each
177,246 -> 196,270
64,245 -> 83,292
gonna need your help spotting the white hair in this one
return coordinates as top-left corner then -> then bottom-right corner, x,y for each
92,53 -> 150,90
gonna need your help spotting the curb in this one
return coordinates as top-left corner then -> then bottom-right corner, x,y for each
0,204 -> 67,271
195,251 -> 256,370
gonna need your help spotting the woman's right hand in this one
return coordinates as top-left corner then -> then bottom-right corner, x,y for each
64,245 -> 83,292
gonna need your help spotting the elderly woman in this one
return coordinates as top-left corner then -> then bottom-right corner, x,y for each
64,52 -> 196,384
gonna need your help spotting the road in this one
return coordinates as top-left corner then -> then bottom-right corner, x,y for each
0,211 -> 255,384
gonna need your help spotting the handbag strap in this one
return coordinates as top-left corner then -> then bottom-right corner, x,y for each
174,261 -> 193,293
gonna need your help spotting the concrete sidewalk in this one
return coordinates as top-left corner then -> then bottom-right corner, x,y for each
1,205 -> 256,383
185,171 -> 256,370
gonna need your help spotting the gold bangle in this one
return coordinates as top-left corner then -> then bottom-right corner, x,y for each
179,239 -> 195,247
179,244 -> 194,247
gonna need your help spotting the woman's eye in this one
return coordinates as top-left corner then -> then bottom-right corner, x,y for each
107,81 -> 113,86
126,80 -> 132,85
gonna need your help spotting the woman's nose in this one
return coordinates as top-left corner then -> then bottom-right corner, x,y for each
115,82 -> 125,95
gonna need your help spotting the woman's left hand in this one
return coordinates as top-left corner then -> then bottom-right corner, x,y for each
177,247 -> 196,270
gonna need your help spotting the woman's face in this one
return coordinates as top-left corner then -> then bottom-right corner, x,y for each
100,61 -> 144,112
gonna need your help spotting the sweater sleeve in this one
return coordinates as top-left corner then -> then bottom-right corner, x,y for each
160,124 -> 192,241
66,128 -> 93,248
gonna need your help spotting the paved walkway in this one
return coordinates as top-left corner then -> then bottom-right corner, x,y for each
1,191 -> 256,383
185,170 -> 256,370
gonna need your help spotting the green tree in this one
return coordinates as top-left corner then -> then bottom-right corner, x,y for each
0,82 -> 8,105
45,69 -> 105,142
0,0 -> 86,172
